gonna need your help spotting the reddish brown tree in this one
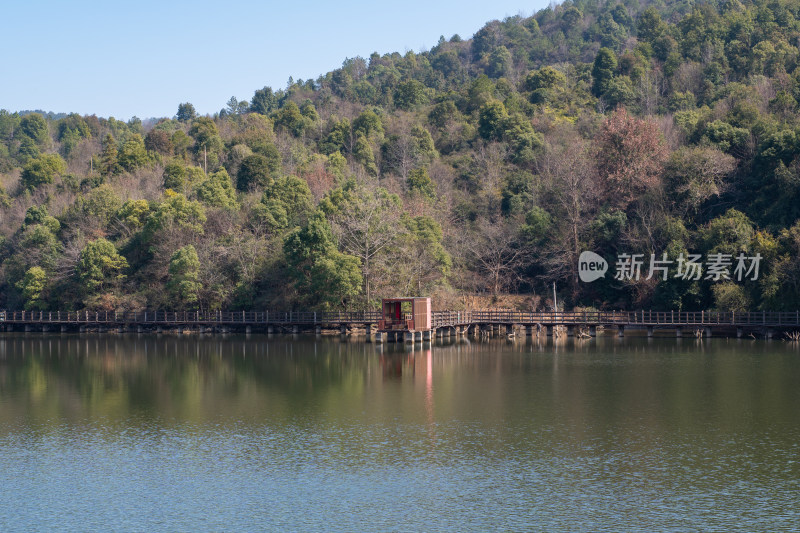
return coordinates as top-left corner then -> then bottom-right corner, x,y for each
144,130 -> 174,156
596,107 -> 667,209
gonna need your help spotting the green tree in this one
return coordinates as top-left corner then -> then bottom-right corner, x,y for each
163,161 -> 187,191
429,101 -> 459,129
273,101 -> 308,137
478,100 -> 509,140
699,209 -> 755,255
176,102 -> 197,122
637,7 -> 665,42
19,113 -> 49,146
353,109 -> 383,139
407,167 -> 436,198
57,113 -> 91,157
16,266 -> 49,310
264,175 -> 313,224
399,215 -> 451,294
237,152 -> 280,191
20,153 -> 67,190
250,87 -> 278,115
300,100 -> 319,122
524,66 -> 566,103
78,238 -> 128,293
167,245 -> 201,307
283,211 -> 362,309
118,133 -> 149,171
189,117 -> 223,159
100,134 -> 119,176
66,184 -> 123,227
309,250 -> 363,310
116,199 -> 151,230
320,118 -> 351,155
196,168 -> 238,209
143,191 -> 207,239
353,135 -> 377,175
592,47 -> 617,97
713,282 -> 751,312
394,80 -> 428,110
487,46 -> 512,78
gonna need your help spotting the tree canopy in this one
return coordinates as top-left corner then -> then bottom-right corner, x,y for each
4,0 -> 800,312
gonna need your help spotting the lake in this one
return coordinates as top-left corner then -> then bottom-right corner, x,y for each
1,334 -> 799,531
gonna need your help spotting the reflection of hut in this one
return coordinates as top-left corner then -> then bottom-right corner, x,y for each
377,297 -> 431,342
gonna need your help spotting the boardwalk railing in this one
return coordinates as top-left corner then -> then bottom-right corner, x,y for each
431,310 -> 800,328
2,309 -> 799,328
0,310 -> 380,325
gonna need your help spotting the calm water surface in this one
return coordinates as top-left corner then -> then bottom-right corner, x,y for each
1,334 -> 799,531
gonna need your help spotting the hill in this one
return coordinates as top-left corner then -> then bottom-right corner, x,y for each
2,0 -> 800,312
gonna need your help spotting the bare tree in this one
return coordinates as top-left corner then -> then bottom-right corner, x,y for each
329,179 -> 404,305
537,133 -> 599,293
466,217 -> 530,295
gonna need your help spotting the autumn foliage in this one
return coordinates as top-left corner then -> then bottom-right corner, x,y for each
596,107 -> 667,209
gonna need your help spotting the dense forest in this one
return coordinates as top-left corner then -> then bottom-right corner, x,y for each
3,0 -> 800,312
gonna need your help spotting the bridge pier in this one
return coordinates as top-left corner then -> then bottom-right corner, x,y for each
404,331 -> 422,343
246,326 -> 252,334
704,326 -> 712,338
617,325 -> 625,337
589,325 -> 597,337
340,325 -> 347,336
267,325 -> 274,334
423,330 -> 432,341
766,329 -> 775,340
365,324 -> 373,336
737,327 -> 743,339
647,326 -> 654,338
676,327 -> 683,338
315,325 -> 322,336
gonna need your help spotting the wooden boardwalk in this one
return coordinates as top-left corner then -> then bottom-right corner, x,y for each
431,310 -> 800,328
1,309 -> 799,338
0,310 -> 379,334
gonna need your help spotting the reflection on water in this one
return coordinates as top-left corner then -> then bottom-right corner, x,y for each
1,334 -> 799,531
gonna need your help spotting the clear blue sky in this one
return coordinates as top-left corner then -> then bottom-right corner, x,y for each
2,0 -> 551,120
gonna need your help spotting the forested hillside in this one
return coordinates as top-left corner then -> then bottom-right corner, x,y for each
3,0 -> 800,312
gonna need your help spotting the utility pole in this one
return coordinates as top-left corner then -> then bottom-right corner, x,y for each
553,282 -> 558,315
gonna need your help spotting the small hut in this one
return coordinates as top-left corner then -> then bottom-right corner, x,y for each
378,297 -> 431,341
